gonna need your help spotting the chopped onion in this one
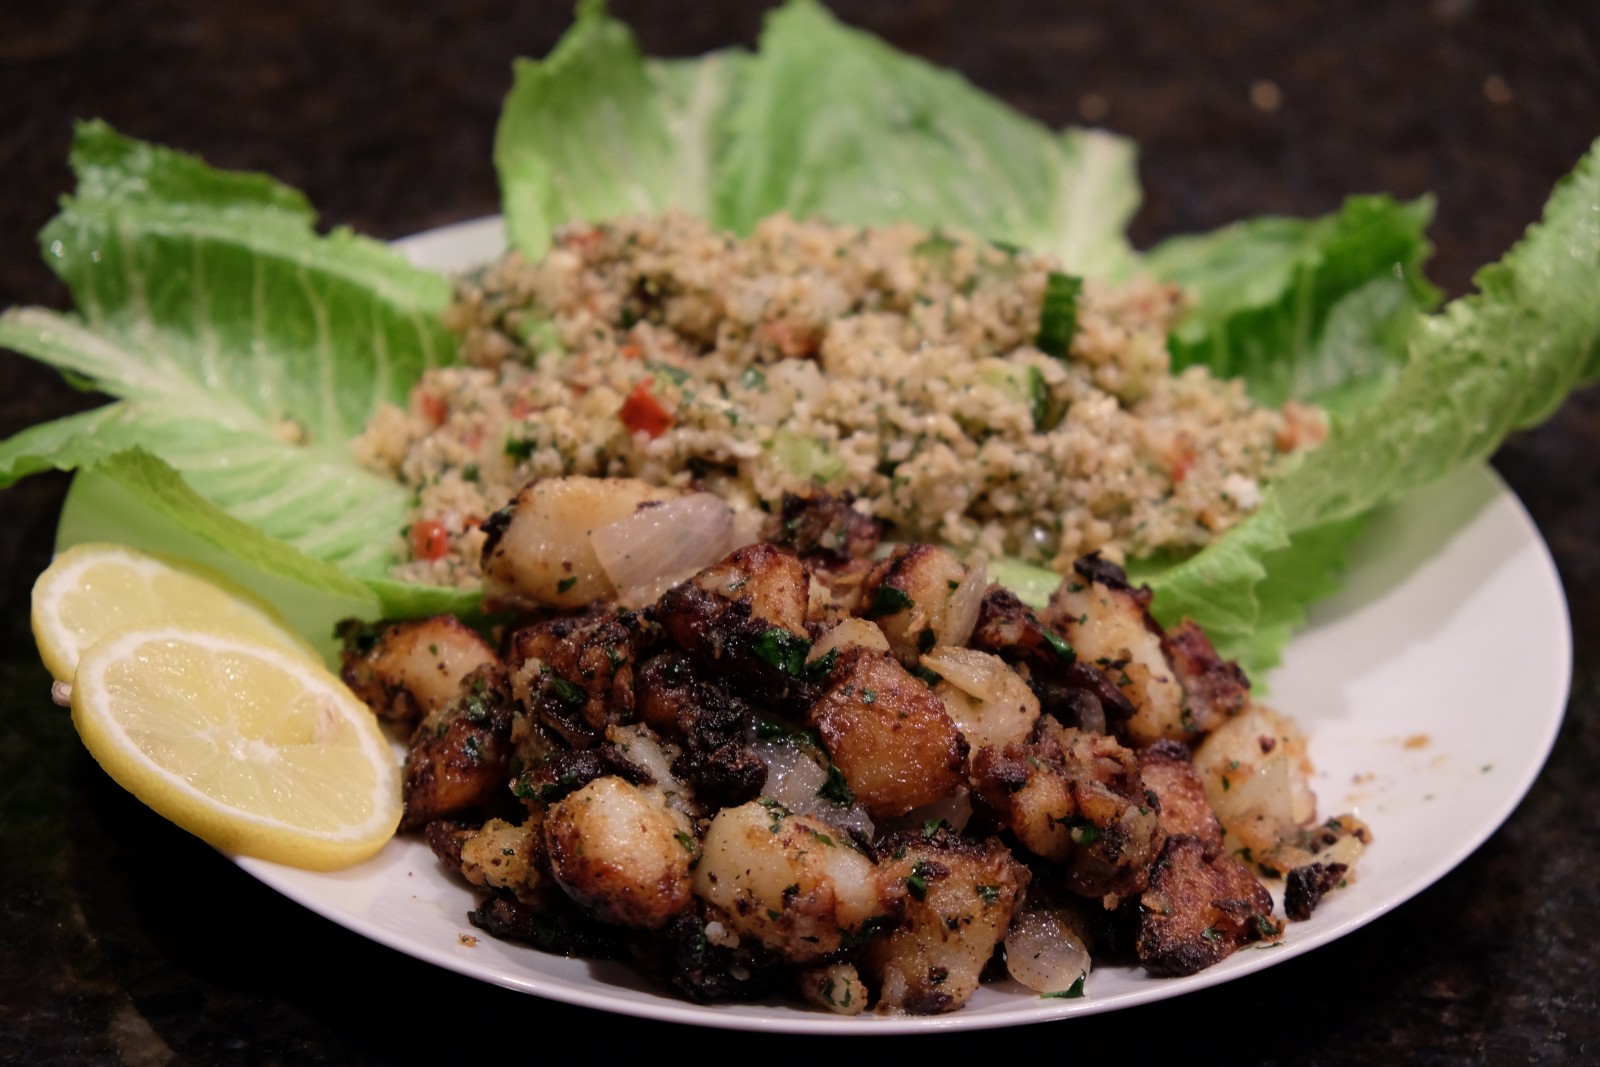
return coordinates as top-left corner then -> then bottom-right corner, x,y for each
589,493 -> 734,608
893,786 -> 973,835
920,646 -> 1008,701
809,617 -> 890,663
754,738 -> 875,840
925,647 -> 1041,751
1005,907 -> 1091,994
938,557 -> 987,647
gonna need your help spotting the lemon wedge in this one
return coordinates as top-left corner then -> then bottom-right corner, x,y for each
70,624 -> 402,870
31,541 -> 315,684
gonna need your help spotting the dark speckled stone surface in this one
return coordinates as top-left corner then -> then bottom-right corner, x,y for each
2,2 -> 1597,1061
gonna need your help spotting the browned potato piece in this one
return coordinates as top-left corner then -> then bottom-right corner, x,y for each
1136,833 -> 1281,976
1162,619 -> 1250,735
797,963 -> 870,1016
865,830 -> 1029,1015
808,648 -> 968,819
544,776 -> 696,929
455,816 -> 547,905
401,667 -> 515,831
1138,739 -> 1225,858
689,541 -> 810,636
969,585 -> 1136,733
480,476 -> 679,612
693,799 -> 904,963
655,543 -> 818,710
506,610 -> 640,749
859,544 -> 974,667
1046,556 -> 1188,746
970,719 -> 1162,904
340,615 -> 500,728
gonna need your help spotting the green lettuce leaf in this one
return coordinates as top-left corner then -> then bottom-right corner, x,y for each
0,120 -> 474,616
712,0 -> 1140,278
495,0 -> 743,256
1147,194 -> 1439,414
1148,137 -> 1600,670
1272,142 -> 1600,531
494,0 -> 1141,279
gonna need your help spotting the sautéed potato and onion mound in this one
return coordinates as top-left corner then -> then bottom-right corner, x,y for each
339,216 -> 1364,1015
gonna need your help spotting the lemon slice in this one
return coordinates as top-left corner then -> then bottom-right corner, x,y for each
32,542 -> 314,683
70,624 -> 402,870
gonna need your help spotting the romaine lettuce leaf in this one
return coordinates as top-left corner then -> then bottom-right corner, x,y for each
711,0 -> 1140,278
1147,195 -> 1439,414
0,121 -> 475,616
494,0 -> 1141,279
1272,142 -> 1600,531
1148,137 -> 1600,670
495,0 -> 742,256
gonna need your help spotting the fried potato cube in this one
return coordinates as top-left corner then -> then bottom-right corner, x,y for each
1136,833 -> 1281,976
340,614 -> 500,728
693,799 -> 903,963
544,776 -> 696,929
865,831 -> 1029,1015
808,648 -> 968,819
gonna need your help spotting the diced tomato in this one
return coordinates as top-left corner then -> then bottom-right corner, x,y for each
510,395 -> 534,420
618,342 -> 645,361
414,389 -> 448,426
559,226 -> 604,253
619,379 -> 674,438
409,520 -> 451,562
1169,447 -> 1197,485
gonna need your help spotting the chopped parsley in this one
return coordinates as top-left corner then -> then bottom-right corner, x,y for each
865,584 -> 915,617
753,627 -> 812,676
1041,629 -> 1075,664
904,860 -> 930,902
1041,973 -> 1087,999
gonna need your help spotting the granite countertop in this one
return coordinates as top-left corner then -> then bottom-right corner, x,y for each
2,2 -> 1597,1062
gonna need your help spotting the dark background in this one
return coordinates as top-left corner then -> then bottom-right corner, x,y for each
2,1 -> 1598,1062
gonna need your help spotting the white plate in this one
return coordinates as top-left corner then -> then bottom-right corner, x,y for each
70,218 -> 1575,1033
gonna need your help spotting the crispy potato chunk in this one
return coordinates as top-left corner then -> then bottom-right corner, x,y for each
506,610 -> 641,748
455,816 -> 547,905
545,776 -> 696,929
1046,556 -> 1188,747
401,667 -> 515,831
970,720 -> 1161,904
339,615 -> 500,728
655,543 -> 817,709
865,830 -> 1029,1015
859,545 -> 976,667
693,799 -> 903,963
1192,704 -> 1316,859
1162,618 -> 1249,734
1136,833 -> 1281,976
797,963 -> 870,1016
1138,739 -> 1224,858
808,648 -> 968,819
480,476 -> 679,611
680,541 -> 810,637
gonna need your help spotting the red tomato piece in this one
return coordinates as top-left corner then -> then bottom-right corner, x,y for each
409,520 -> 451,562
619,379 -> 674,438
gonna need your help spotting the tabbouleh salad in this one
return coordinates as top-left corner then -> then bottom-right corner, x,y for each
353,210 -> 1326,588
